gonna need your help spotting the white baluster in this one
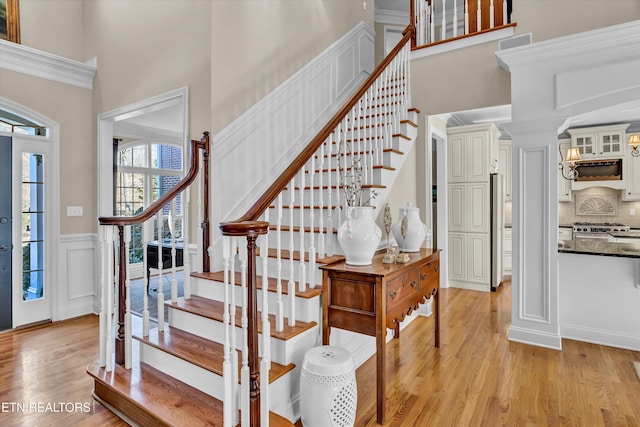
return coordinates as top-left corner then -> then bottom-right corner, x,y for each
490,0 -> 495,28
503,0 -> 507,25
260,213 -> 271,370
239,241 -> 249,427
221,236 -> 235,427
156,211 -> 165,331
288,179 -> 296,327
308,159 -> 316,287
105,226 -> 114,372
182,187 -> 191,299
430,1 -> 435,43
441,0 -> 446,40
275,193 -> 284,332
465,0 -> 469,34
98,227 -> 107,367
141,220 -> 150,336
318,143 -> 326,259
124,225 -> 132,369
477,0 -> 482,32
453,0 -> 458,37
298,165 -> 306,293
326,133 -> 334,256
170,199 -> 178,303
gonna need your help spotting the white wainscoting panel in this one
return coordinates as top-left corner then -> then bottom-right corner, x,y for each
57,233 -> 98,320
212,22 -> 375,237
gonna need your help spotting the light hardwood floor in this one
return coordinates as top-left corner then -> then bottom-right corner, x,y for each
0,279 -> 638,426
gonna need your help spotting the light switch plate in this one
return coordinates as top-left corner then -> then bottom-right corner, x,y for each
67,206 -> 83,216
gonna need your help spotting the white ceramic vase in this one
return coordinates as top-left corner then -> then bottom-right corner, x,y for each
337,206 -> 382,265
392,203 -> 427,252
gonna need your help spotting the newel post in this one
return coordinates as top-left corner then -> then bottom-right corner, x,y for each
200,132 -> 211,273
219,220 -> 269,427
115,225 -> 126,365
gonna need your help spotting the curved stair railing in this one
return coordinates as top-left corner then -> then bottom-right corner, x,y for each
219,22 -> 415,427
97,132 -> 210,372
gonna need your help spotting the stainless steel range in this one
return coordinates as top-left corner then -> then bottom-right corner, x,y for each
572,222 -> 630,240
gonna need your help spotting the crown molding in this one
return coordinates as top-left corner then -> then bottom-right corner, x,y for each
496,20 -> 640,72
375,7 -> 409,26
0,39 -> 96,90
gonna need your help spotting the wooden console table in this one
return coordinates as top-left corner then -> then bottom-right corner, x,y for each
320,248 -> 441,424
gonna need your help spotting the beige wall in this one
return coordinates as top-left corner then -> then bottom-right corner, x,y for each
19,0 -> 84,61
0,69 -> 94,235
82,0 -> 212,137
211,0 -> 374,133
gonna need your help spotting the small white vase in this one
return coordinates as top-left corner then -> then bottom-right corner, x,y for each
337,206 -> 382,265
392,203 -> 427,252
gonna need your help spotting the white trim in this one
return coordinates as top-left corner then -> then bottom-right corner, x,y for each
496,20 -> 640,72
412,25 -> 515,60
0,39 -> 96,90
375,7 -> 409,26
58,233 -> 98,319
560,324 -> 640,352
508,325 -> 562,350
97,87 -> 189,218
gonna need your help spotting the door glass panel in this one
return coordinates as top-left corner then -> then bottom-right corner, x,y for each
21,153 -> 45,301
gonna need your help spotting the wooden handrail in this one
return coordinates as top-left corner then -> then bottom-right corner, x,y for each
234,24 -> 415,223
99,131 -> 209,227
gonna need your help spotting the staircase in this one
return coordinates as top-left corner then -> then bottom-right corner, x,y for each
90,23 -> 419,426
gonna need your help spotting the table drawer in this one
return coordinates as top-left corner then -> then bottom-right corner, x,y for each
386,268 -> 418,314
419,260 -> 439,296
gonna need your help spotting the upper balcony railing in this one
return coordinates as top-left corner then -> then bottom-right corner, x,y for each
412,0 -> 514,49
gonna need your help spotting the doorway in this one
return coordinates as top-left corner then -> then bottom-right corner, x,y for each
0,136 -> 12,330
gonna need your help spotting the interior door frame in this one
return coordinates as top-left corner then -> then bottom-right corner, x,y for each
0,97 -> 60,327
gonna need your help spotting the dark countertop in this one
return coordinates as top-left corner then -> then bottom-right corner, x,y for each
558,238 -> 640,258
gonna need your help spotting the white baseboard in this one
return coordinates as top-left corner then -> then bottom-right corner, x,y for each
508,325 -> 562,350
561,323 -> 640,352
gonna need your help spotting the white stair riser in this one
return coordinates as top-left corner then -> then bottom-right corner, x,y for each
167,306 -> 314,366
266,229 -> 337,254
259,258 -> 325,286
139,341 -> 226,399
193,278 -> 321,324
138,341 -> 294,412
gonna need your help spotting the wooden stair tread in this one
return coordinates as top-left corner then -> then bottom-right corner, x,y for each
194,271 -> 322,299
88,360 -> 293,427
260,247 -> 345,264
88,360 -> 224,426
166,295 -> 317,341
133,326 -> 294,383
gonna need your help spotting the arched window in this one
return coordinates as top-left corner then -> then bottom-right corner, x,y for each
115,140 -> 183,265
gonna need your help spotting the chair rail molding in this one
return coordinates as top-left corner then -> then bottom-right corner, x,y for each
0,39 -> 97,90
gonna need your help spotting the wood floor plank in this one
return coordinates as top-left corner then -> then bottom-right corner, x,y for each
353,279 -> 640,426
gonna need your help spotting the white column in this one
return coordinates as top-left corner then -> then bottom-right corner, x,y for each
502,118 -> 565,350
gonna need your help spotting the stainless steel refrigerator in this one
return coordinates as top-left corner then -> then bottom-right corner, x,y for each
490,173 -> 505,291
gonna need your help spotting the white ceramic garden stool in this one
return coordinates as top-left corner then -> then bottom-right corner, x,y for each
299,345 -> 357,427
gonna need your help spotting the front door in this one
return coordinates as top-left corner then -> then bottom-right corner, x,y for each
0,136 -> 12,330
12,136 -> 52,327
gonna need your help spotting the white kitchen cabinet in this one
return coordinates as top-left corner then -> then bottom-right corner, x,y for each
558,227 -> 572,242
448,232 -> 489,288
558,139 -> 572,202
568,124 -> 628,159
447,124 -> 499,183
447,183 -> 489,233
622,151 -> 640,201
503,227 -> 512,274
498,141 -> 512,201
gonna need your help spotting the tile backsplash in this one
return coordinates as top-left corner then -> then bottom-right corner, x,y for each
559,187 -> 640,228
